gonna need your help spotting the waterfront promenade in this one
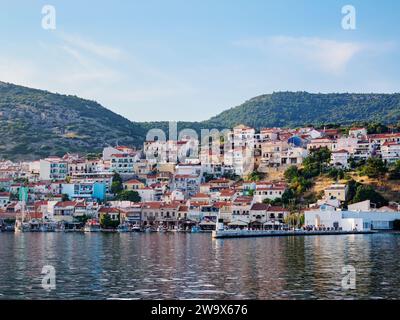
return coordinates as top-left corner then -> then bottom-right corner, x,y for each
212,229 -> 376,239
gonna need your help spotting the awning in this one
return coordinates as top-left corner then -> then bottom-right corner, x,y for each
199,220 -> 216,226
228,220 -> 248,226
264,221 -> 282,225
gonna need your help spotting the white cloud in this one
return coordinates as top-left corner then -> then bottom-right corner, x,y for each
234,36 -> 366,75
60,33 -> 122,61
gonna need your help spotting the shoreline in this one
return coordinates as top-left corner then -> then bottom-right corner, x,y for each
212,229 -> 377,239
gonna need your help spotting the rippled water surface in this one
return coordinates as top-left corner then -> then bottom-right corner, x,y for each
0,232 -> 400,299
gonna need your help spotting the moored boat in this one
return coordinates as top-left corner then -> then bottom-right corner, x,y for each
84,219 -> 101,232
117,223 -> 130,233
131,224 -> 141,232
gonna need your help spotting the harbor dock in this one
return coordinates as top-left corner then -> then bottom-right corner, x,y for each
212,229 -> 376,239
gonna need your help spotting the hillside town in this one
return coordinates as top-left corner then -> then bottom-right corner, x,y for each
1,124 -> 400,233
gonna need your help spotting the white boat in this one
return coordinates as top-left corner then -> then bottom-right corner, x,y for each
117,223 -> 130,233
157,225 -> 168,232
55,223 -> 65,232
131,225 -> 141,232
84,219 -> 101,232
15,220 -> 30,233
191,226 -> 200,233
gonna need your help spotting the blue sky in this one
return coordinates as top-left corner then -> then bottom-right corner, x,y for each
0,0 -> 399,121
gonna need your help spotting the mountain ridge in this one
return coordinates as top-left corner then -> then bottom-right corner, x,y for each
0,81 -> 399,160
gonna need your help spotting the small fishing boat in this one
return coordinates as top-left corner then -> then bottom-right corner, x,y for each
117,223 -> 130,233
15,220 -> 30,233
131,224 -> 141,232
84,219 -> 101,232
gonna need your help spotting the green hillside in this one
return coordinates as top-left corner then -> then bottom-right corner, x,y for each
205,92 -> 400,129
1,82 -> 400,160
0,81 -> 144,160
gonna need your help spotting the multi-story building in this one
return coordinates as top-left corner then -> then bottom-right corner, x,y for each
39,157 -> 68,181
110,153 -> 137,174
324,184 -> 349,202
381,141 -> 400,163
61,182 -> 106,201
331,150 -> 350,168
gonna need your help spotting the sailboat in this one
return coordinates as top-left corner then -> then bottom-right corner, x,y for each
14,186 -> 29,233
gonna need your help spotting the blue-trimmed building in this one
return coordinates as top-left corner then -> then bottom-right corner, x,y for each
61,182 -> 106,201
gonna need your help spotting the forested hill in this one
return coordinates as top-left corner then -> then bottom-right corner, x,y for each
204,92 -> 400,129
0,81 -> 400,160
0,81 -> 144,160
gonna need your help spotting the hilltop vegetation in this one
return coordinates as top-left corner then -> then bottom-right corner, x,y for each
0,81 -> 144,160
205,92 -> 400,129
0,82 -> 400,160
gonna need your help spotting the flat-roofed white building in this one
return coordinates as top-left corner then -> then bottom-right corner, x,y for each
305,207 -> 400,230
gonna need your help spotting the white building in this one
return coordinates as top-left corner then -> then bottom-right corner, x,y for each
110,153 -> 138,174
331,150 -> 349,168
304,208 -> 364,231
324,184 -> 349,202
136,187 -> 155,202
381,142 -> 400,163
305,206 -> 400,230
39,157 -> 68,181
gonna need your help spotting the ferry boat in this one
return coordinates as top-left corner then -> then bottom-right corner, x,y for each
83,219 -> 101,232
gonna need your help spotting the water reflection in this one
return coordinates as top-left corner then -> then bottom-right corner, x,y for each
0,233 -> 399,299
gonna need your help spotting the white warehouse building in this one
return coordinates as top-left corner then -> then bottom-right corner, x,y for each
305,206 -> 400,231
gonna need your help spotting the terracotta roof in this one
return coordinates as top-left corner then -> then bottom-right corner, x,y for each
219,189 -> 236,196
250,203 -> 268,211
124,179 -> 143,184
332,149 -> 349,153
213,201 -> 232,208
54,201 -> 77,207
142,202 -> 163,209
369,133 -> 400,139
192,192 -> 209,198
178,205 -> 188,212
267,206 -> 288,212
382,141 -> 400,147
98,207 -> 120,213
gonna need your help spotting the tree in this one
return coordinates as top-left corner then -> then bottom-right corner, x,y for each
346,179 -> 362,203
61,193 -> 70,201
302,147 -> 331,178
281,189 -> 295,205
262,198 -> 272,205
74,214 -> 90,224
388,160 -> 400,180
284,166 -> 300,182
111,172 -> 123,194
116,190 -> 141,202
247,171 -> 262,182
86,153 -> 101,160
359,157 -> 387,178
352,185 -> 388,208
100,214 -> 120,229
203,173 -> 215,183
327,168 -> 345,180
367,123 -> 389,134
284,213 -> 304,228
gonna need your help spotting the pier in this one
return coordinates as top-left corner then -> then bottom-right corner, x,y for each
212,229 -> 376,239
